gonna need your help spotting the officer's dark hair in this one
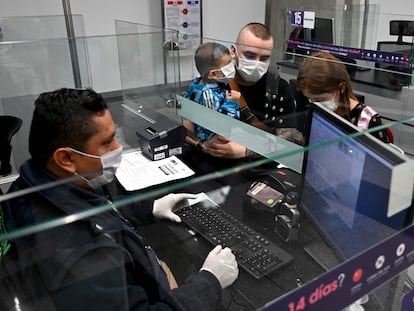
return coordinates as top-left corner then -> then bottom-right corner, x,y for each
29,88 -> 107,166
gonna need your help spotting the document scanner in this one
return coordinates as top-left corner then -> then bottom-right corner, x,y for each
135,108 -> 186,161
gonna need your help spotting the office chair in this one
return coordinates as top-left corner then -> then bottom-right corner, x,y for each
0,116 -> 23,176
390,20 -> 414,44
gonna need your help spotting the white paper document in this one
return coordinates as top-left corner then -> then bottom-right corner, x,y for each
187,192 -> 218,207
115,150 -> 195,191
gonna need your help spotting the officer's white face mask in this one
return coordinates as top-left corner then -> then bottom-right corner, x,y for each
70,146 -> 123,189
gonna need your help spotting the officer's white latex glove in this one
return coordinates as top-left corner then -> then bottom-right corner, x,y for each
152,193 -> 197,223
200,245 -> 239,288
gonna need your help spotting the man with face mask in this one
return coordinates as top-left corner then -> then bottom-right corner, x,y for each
1,88 -> 238,310
200,23 -> 299,159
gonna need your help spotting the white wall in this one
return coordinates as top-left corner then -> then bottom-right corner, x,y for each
202,0 -> 265,42
370,0 -> 414,42
0,0 -> 266,38
0,0 -> 162,35
0,0 -> 266,93
1,0 -> 413,92
371,0 -> 414,15
70,0 -> 163,36
0,0 -> 62,16
69,0 -> 266,91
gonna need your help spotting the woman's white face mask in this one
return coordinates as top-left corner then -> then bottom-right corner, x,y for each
234,46 -> 270,83
314,94 -> 338,112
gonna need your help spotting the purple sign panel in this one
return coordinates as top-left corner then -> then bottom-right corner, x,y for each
290,10 -> 315,29
288,39 -> 411,68
291,11 -> 304,27
401,289 -> 414,311
260,225 -> 414,311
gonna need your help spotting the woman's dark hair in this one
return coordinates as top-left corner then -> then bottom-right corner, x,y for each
29,88 -> 107,166
297,51 -> 357,117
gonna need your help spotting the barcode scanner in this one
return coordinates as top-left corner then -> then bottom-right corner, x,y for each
284,191 -> 299,208
275,191 -> 300,242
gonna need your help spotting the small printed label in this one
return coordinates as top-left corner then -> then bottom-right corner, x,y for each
154,152 -> 166,160
154,144 -> 168,152
291,10 -> 315,29
169,147 -> 183,156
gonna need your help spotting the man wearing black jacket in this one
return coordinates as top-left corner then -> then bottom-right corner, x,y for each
194,23 -> 298,163
0,88 -> 238,310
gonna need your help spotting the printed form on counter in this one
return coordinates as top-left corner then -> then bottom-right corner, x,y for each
115,149 -> 195,191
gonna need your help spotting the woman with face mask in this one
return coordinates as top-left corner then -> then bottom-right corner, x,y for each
297,51 -> 391,143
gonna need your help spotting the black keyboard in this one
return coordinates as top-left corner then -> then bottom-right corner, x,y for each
176,202 -> 293,279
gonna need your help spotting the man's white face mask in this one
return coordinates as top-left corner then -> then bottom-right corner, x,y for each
71,146 -> 123,189
234,45 -> 270,83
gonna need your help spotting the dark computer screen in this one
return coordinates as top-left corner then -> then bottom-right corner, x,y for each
287,17 -> 336,61
300,103 -> 411,260
304,17 -> 335,45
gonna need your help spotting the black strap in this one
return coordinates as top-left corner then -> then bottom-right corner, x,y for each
265,71 -> 280,104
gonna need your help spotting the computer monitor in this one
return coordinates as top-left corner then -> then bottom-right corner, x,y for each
287,17 -> 335,61
304,17 -> 335,45
300,103 -> 412,260
300,103 -> 412,308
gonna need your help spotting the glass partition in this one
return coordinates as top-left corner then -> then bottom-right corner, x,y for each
0,15 -> 86,41
1,15 -> 414,311
0,120 -> 412,311
278,6 -> 414,158
115,20 -> 182,131
0,15 -> 90,177
281,5 -> 414,69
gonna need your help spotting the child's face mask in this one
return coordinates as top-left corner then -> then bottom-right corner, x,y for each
210,60 -> 236,84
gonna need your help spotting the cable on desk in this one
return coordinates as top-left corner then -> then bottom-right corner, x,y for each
225,287 -> 255,311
